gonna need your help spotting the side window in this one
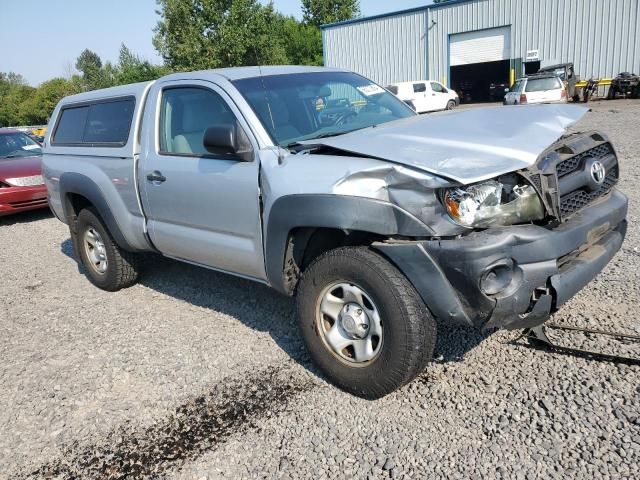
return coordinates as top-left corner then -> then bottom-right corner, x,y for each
430,82 -> 445,93
413,83 -> 426,93
53,106 -> 89,144
52,97 -> 134,146
160,87 -> 237,156
84,100 -> 135,143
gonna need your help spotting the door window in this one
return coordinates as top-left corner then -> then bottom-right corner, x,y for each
430,82 -> 445,93
412,83 -> 426,93
159,87 -> 238,156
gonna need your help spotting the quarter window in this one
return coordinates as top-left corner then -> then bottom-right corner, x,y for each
159,87 -> 238,156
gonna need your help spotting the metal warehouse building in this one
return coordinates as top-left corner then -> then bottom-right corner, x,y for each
322,0 -> 640,101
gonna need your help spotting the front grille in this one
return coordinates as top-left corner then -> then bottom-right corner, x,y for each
559,166 -> 618,217
556,143 -> 612,178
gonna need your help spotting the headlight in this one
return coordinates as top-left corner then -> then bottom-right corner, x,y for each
443,177 -> 544,228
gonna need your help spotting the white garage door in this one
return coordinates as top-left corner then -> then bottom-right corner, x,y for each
449,26 -> 511,66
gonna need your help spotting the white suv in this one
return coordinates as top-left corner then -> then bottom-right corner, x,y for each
504,75 -> 568,105
386,80 -> 459,113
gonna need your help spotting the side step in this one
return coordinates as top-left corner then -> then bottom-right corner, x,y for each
524,323 -> 640,366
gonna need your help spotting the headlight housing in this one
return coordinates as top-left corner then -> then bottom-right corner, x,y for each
443,175 -> 545,228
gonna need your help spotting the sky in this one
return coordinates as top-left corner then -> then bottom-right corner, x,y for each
0,0 -> 432,86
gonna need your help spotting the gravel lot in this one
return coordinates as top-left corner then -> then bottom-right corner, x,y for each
1,100 -> 639,479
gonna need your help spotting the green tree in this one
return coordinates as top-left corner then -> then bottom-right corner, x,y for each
153,0 -> 289,70
116,44 -> 169,84
282,17 -> 323,66
0,72 -> 35,126
301,0 -> 360,27
18,78 -> 83,124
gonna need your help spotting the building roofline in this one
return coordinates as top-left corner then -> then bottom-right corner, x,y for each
320,0 -> 477,30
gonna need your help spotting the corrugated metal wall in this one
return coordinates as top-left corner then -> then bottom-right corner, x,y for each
428,0 -> 640,84
323,0 -> 640,86
322,9 -> 428,85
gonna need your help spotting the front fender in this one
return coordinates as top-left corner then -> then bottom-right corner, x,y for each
264,194 -> 433,294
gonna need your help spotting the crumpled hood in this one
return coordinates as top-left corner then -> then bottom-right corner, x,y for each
303,104 -> 589,184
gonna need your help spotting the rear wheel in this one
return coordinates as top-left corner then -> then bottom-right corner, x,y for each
296,247 -> 436,398
74,208 -> 139,291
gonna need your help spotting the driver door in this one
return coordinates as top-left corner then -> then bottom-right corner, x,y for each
139,80 -> 266,280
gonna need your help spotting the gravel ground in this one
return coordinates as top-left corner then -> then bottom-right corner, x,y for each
1,99 -> 639,480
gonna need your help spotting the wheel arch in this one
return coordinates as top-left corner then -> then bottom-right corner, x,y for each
264,194 -> 434,295
60,172 -> 133,251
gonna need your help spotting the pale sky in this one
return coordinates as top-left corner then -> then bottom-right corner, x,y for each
0,0 -> 432,86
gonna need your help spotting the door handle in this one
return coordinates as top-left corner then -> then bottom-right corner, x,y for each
146,171 -> 166,183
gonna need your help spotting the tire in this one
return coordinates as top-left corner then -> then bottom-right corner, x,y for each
446,100 -> 456,110
607,86 -> 616,100
296,247 -> 436,399
74,207 -> 139,291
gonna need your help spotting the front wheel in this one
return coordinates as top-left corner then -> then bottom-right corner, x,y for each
296,247 -> 436,398
74,208 -> 139,291
446,100 -> 456,110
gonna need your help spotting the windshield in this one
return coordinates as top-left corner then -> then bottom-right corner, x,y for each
526,77 -> 562,92
233,71 -> 415,147
0,132 -> 42,159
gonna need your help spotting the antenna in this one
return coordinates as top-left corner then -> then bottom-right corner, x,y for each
254,47 -> 275,133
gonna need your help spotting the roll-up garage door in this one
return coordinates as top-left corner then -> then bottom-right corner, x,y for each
449,26 -> 511,66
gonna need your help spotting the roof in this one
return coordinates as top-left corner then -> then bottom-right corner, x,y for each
57,81 -> 153,105
321,0 -> 478,30
162,65 -> 347,82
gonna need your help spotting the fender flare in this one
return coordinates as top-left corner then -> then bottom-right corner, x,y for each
59,172 -> 133,250
264,194 -> 433,294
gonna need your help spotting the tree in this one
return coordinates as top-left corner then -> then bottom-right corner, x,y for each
116,44 -> 169,84
301,0 -> 360,27
18,78 -> 83,124
75,49 -> 102,78
153,0 -> 289,70
282,17 -> 323,66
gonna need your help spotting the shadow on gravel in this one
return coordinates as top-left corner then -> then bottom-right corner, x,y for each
59,239 -> 495,372
22,365 -> 313,479
59,239 -> 317,375
0,208 -> 53,226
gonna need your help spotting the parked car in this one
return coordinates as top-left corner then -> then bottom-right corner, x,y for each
43,66 -> 627,398
385,80 -> 459,113
0,129 -> 48,216
504,74 -> 567,105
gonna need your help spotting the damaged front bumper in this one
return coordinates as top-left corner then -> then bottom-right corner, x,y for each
374,189 -> 628,330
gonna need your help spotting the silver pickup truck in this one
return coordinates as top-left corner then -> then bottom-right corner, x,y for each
43,66 -> 628,398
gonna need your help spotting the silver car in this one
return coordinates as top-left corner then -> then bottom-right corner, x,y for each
42,66 -> 628,398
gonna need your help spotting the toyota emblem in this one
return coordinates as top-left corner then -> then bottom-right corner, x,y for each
590,161 -> 606,184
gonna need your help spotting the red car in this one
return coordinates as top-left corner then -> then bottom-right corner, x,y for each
0,129 -> 49,216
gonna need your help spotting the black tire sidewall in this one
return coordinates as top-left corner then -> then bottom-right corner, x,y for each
297,248 -> 434,398
75,209 -> 123,290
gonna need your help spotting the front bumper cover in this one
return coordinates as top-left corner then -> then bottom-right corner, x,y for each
374,189 -> 628,330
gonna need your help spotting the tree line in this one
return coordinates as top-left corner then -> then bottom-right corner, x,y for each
0,0 -> 359,127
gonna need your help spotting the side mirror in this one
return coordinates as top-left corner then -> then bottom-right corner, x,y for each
203,124 -> 253,161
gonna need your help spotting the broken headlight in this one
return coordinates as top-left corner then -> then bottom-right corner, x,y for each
443,176 -> 544,228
